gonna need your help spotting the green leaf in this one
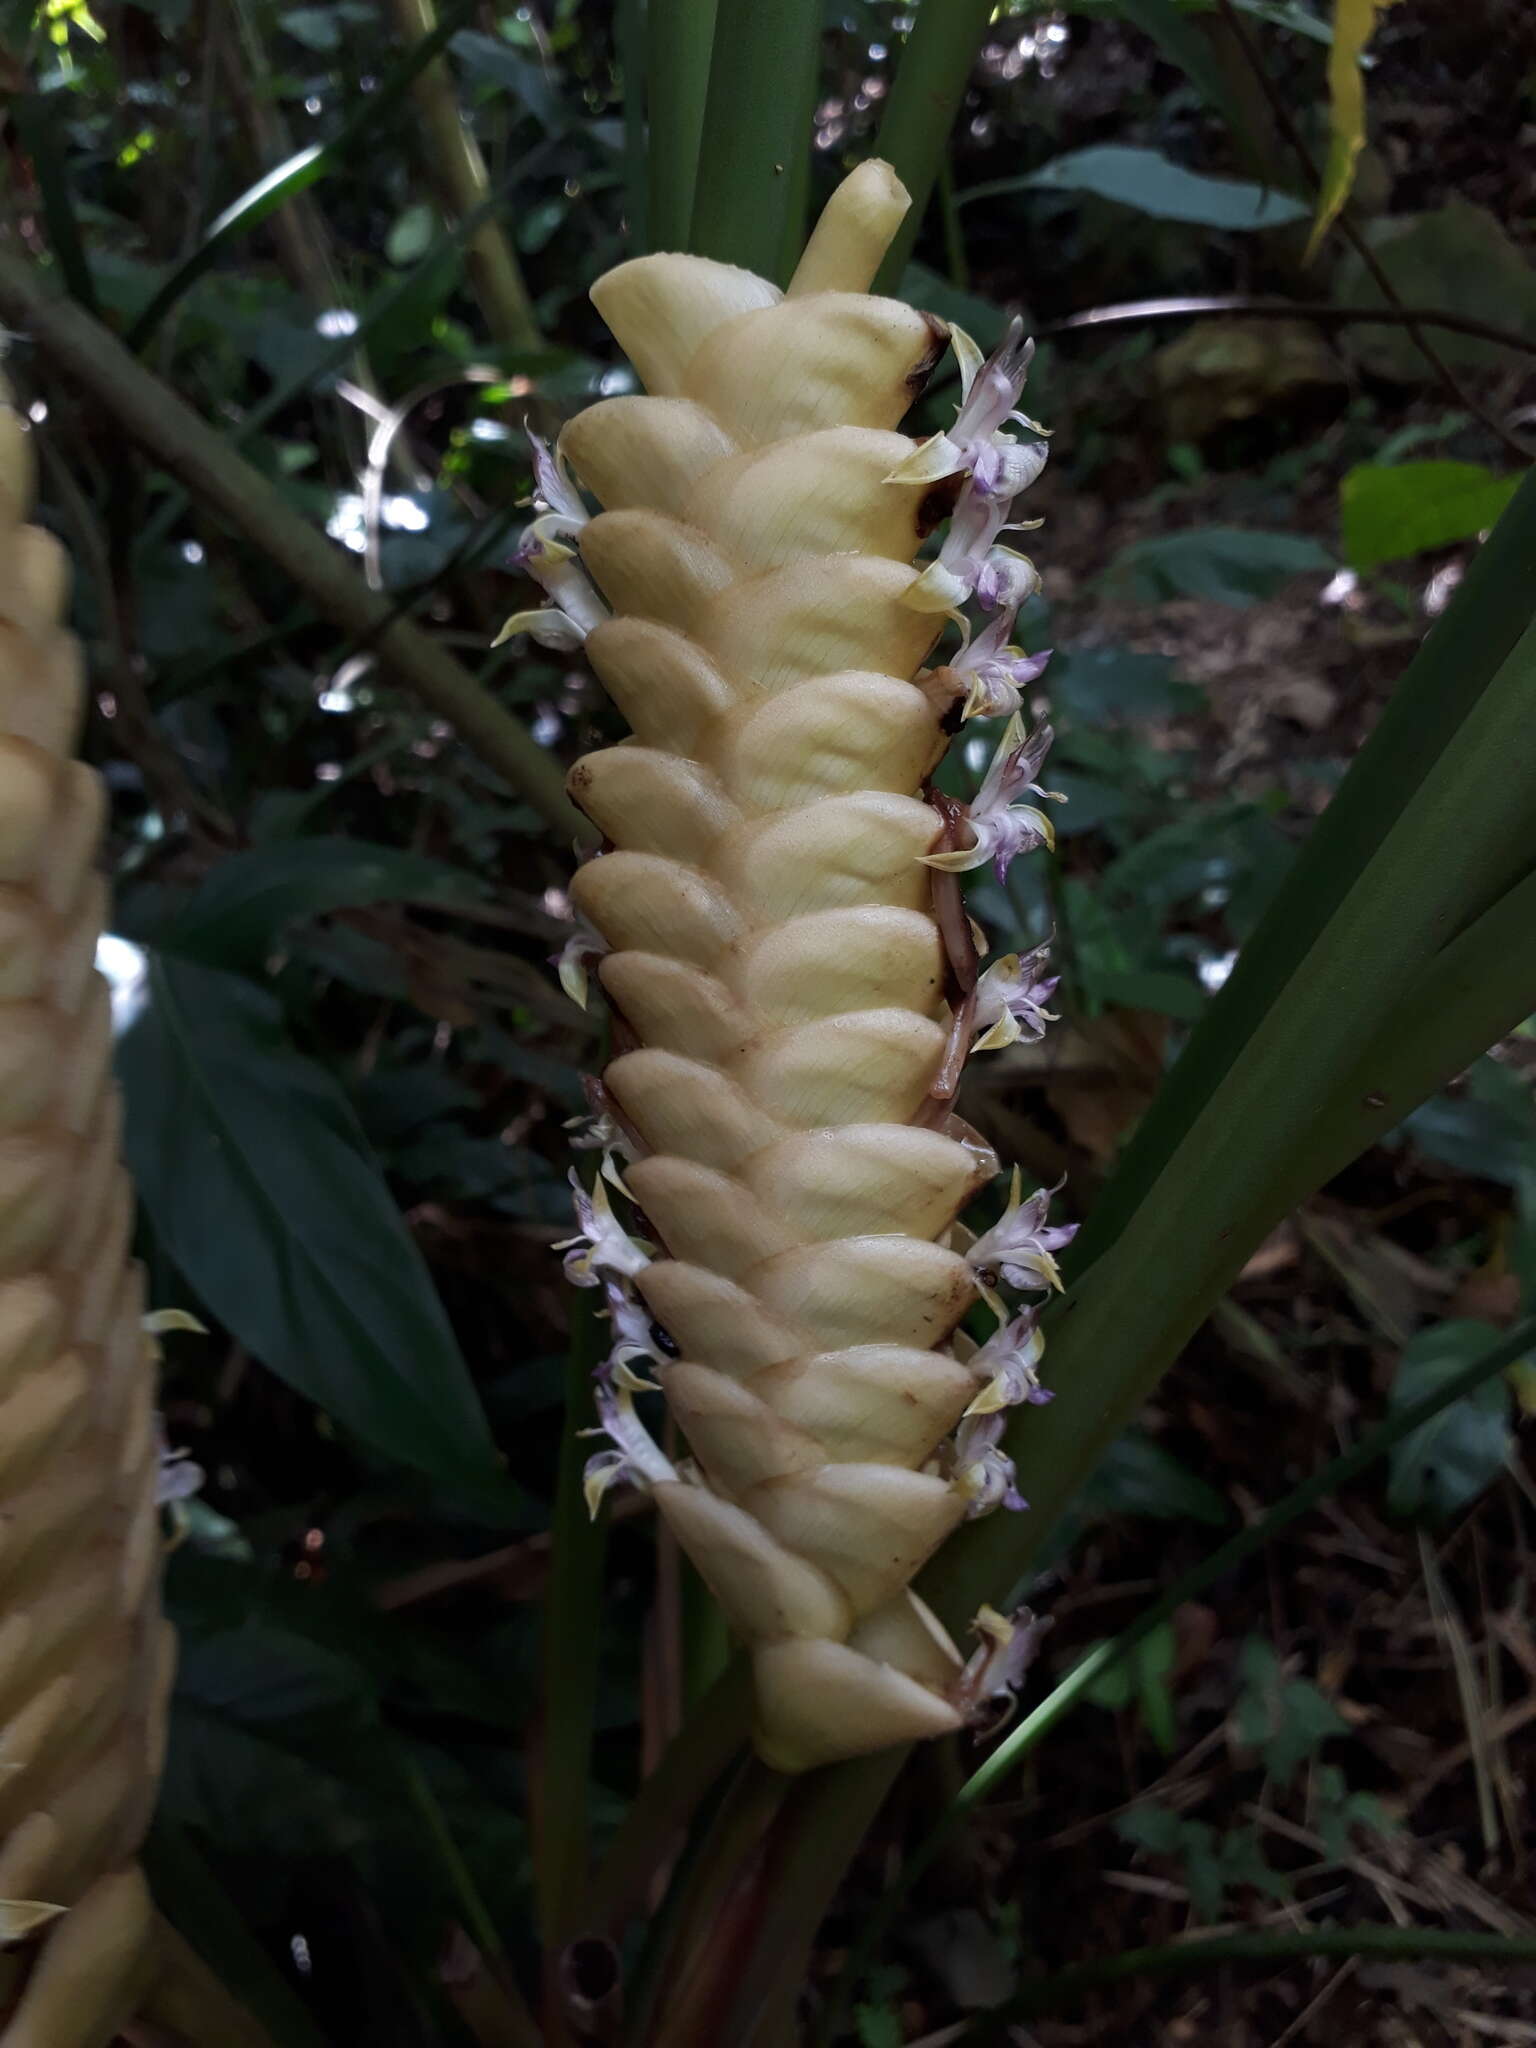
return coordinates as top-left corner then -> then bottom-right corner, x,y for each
118,954 -> 513,1506
1234,1637 -> 1348,1783
896,263 -> 1011,352
1105,527 -> 1334,605
1113,0 -> 1245,131
279,5 -> 345,50
1306,0 -> 1398,261
1051,644 -> 1204,725
143,1826 -> 335,2048
1387,1320 -> 1516,1522
153,837 -> 486,971
963,146 -> 1308,230
1080,1429 -> 1229,1525
1342,460 -> 1524,572
386,200 -> 438,266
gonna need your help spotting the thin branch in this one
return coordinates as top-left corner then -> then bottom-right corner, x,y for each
1212,0 -> 1532,463
0,250 -> 590,843
1043,291 -> 1536,366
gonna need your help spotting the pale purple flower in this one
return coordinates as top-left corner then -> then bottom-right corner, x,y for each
951,614 -> 1053,722
953,1411 -> 1029,1518
965,1306 -> 1054,1416
554,1169 -> 650,1289
954,1602 -> 1053,1725
495,516 -> 610,652
923,714 -> 1065,883
887,318 -> 1047,492
154,1418 -> 205,1507
972,548 -> 1042,616
966,1168 -> 1077,1296
972,942 -> 1059,1052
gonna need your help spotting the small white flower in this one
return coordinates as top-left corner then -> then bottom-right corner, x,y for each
554,1170 -> 651,1289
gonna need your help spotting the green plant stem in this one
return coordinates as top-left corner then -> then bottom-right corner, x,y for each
982,1929 -> 1536,2029
615,0 -> 648,252
9,92 -> 99,314
872,0 -> 996,291
646,0 -> 717,254
688,0 -> 821,283
630,1761 -> 791,2048
1298,862 -> 1536,1203
587,1659 -> 753,1933
386,0 -> 543,351
535,1290 -> 607,1956
0,252 -> 587,841
937,617 -> 1536,1628
1075,468 -> 1536,1271
819,1312 -> 1536,2042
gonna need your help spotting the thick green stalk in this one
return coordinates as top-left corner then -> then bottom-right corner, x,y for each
0,252 -> 588,841
871,0 -> 996,291
1297,862 -> 1536,1204
1078,467 -> 1536,1267
821,1313 -> 1536,2040
386,0 -> 544,351
646,0 -> 718,253
688,0 -> 821,283
937,618 -> 1536,1619
587,1661 -> 753,1933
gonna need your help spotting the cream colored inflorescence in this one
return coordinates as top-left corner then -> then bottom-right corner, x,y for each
512,163 -> 1073,1772
0,379 -> 173,2041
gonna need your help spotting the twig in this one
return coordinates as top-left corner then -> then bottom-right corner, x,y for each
1211,0 -> 1532,464
0,250 -> 590,842
1044,292 -> 1536,366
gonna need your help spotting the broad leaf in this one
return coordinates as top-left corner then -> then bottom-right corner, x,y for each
1342,460 -> 1523,572
118,954 -> 513,1507
1106,527 -> 1334,605
965,146 -> 1307,230
154,837 -> 486,971
1387,1320 -> 1517,1522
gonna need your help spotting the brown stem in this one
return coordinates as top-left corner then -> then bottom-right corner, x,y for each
1043,291 -> 1536,366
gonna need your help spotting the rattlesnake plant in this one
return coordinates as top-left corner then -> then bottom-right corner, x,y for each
506,163 -> 1074,1772
0,381 -> 172,2042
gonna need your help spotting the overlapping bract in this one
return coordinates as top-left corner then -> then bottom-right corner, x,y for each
529,165 -> 1068,1771
0,383 -> 171,2042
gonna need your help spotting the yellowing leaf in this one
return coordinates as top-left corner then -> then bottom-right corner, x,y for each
1306,0 -> 1400,263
